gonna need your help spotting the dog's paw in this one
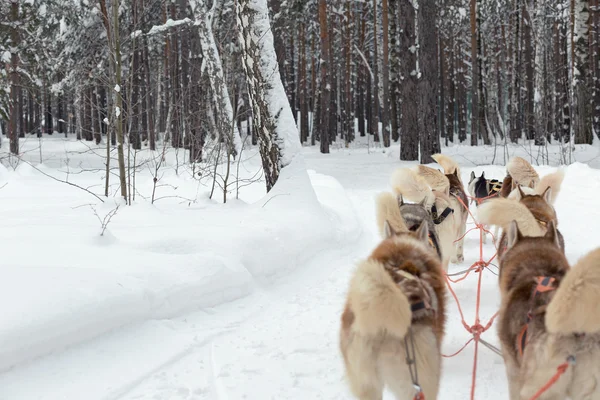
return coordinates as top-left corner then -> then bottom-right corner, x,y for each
451,254 -> 465,264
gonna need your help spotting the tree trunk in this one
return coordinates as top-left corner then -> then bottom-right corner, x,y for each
371,0 -> 381,143
419,0 -> 440,163
389,0 -> 401,142
381,0 -> 391,147
318,0 -> 330,153
9,0 -> 19,155
399,0 -> 418,160
235,0 -> 302,191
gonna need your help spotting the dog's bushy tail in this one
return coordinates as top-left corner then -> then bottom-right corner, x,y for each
391,168 -> 436,206
507,156 -> 540,189
347,259 -> 412,337
416,165 -> 450,194
546,248 -> 600,334
535,169 -> 566,205
431,153 -> 460,176
476,198 -> 544,237
375,192 -> 408,238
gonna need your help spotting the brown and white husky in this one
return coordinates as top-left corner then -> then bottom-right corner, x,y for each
496,220 -> 600,399
478,170 -> 566,257
390,168 -> 457,270
339,198 -> 446,400
416,154 -> 469,262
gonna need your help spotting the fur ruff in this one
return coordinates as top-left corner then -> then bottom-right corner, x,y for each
346,258 -> 413,337
340,226 -> 446,400
546,247 -> 600,335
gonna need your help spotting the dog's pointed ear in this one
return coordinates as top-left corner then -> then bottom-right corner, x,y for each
415,221 -> 429,243
506,220 -> 522,250
470,171 -> 476,182
481,171 -> 485,179
397,194 -> 404,207
454,169 -> 459,178
418,197 -> 427,207
542,186 -> 553,204
544,220 -> 561,249
384,220 -> 396,239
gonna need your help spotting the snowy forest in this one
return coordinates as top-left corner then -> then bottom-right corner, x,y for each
3,1 -> 600,398
2,0 -> 598,171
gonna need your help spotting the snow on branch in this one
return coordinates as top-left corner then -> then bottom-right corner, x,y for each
146,18 -> 192,36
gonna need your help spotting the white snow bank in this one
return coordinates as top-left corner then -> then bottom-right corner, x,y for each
0,155 -> 361,373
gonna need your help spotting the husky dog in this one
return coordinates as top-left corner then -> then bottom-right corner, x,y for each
468,171 -> 502,244
480,169 -> 566,255
497,222 -> 600,400
375,192 -> 443,261
477,188 -> 565,259
468,171 -> 502,205
429,154 -> 469,263
507,169 -> 565,205
340,212 -> 446,400
391,168 -> 457,270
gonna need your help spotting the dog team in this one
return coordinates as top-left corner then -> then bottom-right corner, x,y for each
339,154 -> 600,400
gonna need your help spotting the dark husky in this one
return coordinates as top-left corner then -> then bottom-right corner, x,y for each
468,171 -> 502,206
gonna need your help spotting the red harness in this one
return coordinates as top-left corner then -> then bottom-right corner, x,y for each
517,276 -> 556,357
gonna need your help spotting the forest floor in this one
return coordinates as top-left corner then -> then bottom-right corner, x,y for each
0,137 -> 598,399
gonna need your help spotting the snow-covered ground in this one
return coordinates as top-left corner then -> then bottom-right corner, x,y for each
0,137 -> 598,399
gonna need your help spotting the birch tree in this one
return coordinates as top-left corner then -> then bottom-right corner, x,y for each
195,0 -> 242,158
235,0 -> 302,191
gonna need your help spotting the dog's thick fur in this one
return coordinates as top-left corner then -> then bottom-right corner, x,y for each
468,171 -> 502,244
468,171 -> 502,203
375,192 -> 443,261
416,165 -> 450,194
428,154 -> 469,263
477,188 -> 565,258
508,170 -> 565,206
340,221 -> 446,400
391,168 -> 436,206
375,192 -> 410,238
506,156 -> 540,189
496,221 -> 571,400
498,224 -> 600,399
546,248 -> 600,335
486,168 -> 565,253
391,168 -> 459,268
431,154 -> 460,178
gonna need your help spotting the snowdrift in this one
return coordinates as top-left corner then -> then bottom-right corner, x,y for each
0,153 -> 361,373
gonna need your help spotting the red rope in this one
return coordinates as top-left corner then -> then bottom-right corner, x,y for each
528,361 -> 572,400
442,192 -> 499,400
443,187 -> 569,400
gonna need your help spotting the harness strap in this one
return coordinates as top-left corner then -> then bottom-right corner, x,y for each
517,276 -> 556,357
487,180 -> 502,196
404,326 -> 425,400
427,232 -> 443,260
431,204 -> 454,225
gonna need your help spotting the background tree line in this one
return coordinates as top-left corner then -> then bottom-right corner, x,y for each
1,0 -> 598,168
